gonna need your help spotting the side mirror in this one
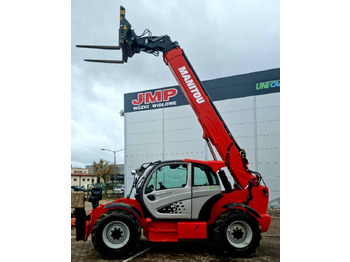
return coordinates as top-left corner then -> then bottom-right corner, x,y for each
131,168 -> 145,176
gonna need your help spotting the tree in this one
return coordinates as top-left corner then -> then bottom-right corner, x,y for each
92,159 -> 114,183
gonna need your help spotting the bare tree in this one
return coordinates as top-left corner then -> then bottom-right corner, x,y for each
92,159 -> 114,183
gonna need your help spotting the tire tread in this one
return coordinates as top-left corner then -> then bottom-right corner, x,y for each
212,209 -> 261,257
91,209 -> 141,259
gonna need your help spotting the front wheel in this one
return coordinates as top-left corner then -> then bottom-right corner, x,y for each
91,210 -> 141,259
212,210 -> 261,257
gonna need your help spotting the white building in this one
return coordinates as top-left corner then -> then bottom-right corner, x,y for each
123,68 -> 280,206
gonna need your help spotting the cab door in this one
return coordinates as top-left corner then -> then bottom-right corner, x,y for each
142,162 -> 192,219
191,163 -> 222,219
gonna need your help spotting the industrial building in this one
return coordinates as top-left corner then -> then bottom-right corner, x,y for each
123,68 -> 280,206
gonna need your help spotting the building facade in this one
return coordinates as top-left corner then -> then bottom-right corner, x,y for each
71,166 -> 88,174
123,68 -> 280,206
71,173 -> 98,188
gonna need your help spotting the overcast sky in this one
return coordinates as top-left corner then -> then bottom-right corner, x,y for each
71,0 -> 280,168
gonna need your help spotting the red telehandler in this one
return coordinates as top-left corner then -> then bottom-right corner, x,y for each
75,6 -> 270,259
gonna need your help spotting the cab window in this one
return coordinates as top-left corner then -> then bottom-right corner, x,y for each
144,163 -> 188,191
145,172 -> 155,194
156,164 -> 188,190
193,164 -> 219,186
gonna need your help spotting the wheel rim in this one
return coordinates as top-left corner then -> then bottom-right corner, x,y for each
102,221 -> 130,249
226,220 -> 253,248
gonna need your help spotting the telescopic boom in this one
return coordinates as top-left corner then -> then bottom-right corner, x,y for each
77,6 -> 261,189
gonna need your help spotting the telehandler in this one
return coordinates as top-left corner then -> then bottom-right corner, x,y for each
75,6 -> 270,259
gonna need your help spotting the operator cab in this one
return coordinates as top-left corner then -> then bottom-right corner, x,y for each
134,160 -> 225,220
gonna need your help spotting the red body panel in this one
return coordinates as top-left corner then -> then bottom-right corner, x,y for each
84,198 -> 145,240
208,186 -> 270,232
144,220 -> 179,242
178,222 -> 207,239
164,47 -> 254,189
143,220 -> 207,241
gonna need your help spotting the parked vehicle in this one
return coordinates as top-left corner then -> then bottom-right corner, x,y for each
71,186 -> 87,192
113,185 -> 125,194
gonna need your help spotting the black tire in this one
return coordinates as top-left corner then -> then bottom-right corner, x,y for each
212,209 -> 261,257
91,210 -> 141,259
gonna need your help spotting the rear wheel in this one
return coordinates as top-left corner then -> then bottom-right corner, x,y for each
213,210 -> 261,257
91,210 -> 141,259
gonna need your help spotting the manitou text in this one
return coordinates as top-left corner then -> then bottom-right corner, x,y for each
178,66 -> 205,104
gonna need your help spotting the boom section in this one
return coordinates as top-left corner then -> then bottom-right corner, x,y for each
163,47 -> 255,189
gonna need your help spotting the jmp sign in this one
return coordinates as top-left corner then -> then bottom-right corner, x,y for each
124,86 -> 187,112
132,88 -> 178,106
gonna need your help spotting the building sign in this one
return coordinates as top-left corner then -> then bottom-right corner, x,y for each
256,80 -> 280,90
132,88 -> 178,106
124,86 -> 188,112
124,69 -> 280,113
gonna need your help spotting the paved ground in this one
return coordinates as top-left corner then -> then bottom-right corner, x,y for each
71,204 -> 279,262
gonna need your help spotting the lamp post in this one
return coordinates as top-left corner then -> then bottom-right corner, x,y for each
101,148 -> 124,182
